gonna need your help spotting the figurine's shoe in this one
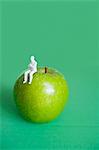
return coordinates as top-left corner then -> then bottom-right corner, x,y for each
23,80 -> 27,84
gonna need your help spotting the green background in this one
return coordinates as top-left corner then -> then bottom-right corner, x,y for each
0,0 -> 99,149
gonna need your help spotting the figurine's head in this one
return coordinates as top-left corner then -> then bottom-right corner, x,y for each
30,56 -> 35,62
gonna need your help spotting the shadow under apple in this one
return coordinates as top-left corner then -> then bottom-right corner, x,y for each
1,85 -> 21,120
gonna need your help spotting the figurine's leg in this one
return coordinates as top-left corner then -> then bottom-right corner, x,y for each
28,72 -> 33,84
23,70 -> 30,83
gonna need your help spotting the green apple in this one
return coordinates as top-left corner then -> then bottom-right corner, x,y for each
14,67 -> 69,123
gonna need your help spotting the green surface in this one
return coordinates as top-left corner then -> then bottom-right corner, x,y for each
0,1 -> 99,149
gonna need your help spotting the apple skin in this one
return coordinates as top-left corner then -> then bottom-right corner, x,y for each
14,67 -> 69,123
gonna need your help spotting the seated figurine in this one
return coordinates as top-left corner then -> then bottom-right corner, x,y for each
23,56 -> 37,84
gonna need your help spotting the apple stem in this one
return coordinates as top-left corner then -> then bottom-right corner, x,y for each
45,67 -> 48,73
